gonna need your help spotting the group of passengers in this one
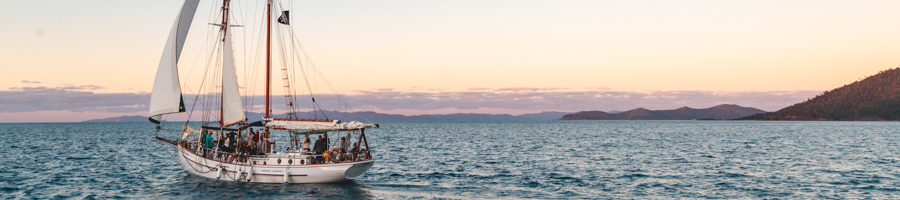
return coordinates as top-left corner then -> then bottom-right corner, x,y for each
299,133 -> 365,164
192,128 -> 369,164
196,128 -> 268,163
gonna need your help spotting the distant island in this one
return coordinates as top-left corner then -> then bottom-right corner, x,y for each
81,111 -> 572,123
559,104 -> 766,120
83,115 -> 150,122
740,67 -> 900,121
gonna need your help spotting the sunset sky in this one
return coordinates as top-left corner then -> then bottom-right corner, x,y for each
2,0 -> 900,122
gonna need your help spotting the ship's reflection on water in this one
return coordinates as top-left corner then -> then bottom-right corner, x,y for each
173,172 -> 373,199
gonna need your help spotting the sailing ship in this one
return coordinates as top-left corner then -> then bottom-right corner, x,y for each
149,0 -> 378,183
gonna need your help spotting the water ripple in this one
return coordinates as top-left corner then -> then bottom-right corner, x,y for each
1,121 -> 900,199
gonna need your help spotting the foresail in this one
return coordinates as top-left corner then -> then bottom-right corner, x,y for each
149,0 -> 200,124
221,23 -> 245,126
174,0 -> 200,62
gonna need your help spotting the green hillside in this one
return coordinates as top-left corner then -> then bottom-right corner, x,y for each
740,67 -> 900,121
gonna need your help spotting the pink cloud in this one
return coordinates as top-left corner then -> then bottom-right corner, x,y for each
468,87 -> 490,91
586,87 -> 612,90
21,80 -> 41,84
339,90 -> 821,112
540,87 -> 569,91
495,87 -> 540,92
59,84 -> 104,90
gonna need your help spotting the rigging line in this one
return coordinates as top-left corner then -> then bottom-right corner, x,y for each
182,13 -> 219,95
213,50 -> 224,125
205,34 -> 226,124
308,53 -> 356,112
241,8 -> 259,116
227,5 -> 254,116
187,28 -> 223,123
233,1 -> 262,118
239,0 -> 255,113
290,37 -> 355,117
275,10 -> 300,118
200,49 -> 218,124
287,0 -> 302,112
278,1 -> 293,111
285,34 -> 315,112
275,12 -> 293,118
285,0 -> 303,117
246,0 -> 268,117
187,0 -> 226,122
286,36 -> 328,119
233,0 -> 250,108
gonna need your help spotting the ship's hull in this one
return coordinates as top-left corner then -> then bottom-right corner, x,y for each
175,145 -> 374,183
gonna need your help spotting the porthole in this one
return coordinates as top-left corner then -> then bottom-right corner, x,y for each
300,159 -> 306,165
263,161 -> 267,165
277,159 -> 281,164
252,161 -> 257,165
288,159 -> 293,165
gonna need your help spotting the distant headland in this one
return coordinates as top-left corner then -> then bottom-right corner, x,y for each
740,67 -> 900,121
559,104 -> 765,120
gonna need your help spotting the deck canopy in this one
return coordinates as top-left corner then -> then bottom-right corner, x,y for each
266,119 -> 378,131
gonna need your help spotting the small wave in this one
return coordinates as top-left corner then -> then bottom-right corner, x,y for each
621,173 -> 650,179
66,156 -> 95,161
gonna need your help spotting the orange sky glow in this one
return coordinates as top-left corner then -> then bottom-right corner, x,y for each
2,0 -> 900,122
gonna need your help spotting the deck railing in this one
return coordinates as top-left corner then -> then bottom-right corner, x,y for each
183,141 -> 371,165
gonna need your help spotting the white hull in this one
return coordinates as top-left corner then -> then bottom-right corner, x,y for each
176,146 -> 374,183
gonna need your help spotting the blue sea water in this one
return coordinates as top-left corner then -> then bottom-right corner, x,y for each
1,121 -> 900,199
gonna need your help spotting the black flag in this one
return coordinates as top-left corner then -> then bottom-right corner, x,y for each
278,10 -> 289,25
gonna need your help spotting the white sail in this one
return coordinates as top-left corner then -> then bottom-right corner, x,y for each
221,20 -> 245,126
149,0 -> 200,123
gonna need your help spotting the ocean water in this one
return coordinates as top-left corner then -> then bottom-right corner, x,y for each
1,121 -> 900,199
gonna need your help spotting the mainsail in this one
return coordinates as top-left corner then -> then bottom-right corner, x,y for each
221,15 -> 245,126
148,0 -> 200,124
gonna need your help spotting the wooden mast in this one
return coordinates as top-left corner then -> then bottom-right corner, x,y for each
264,0 -> 273,153
265,0 -> 272,120
220,0 -> 230,127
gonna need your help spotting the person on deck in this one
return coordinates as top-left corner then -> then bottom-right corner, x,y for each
339,137 -> 349,161
351,142 -> 359,161
197,129 -> 209,157
247,140 -> 258,156
340,137 -> 350,152
345,132 -> 351,146
313,135 -> 325,164
251,130 -> 260,145
228,132 -> 237,150
238,141 -> 250,162
220,132 -> 233,161
262,130 -> 271,153
209,130 -> 218,157
199,130 -> 209,147
302,134 -> 311,151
